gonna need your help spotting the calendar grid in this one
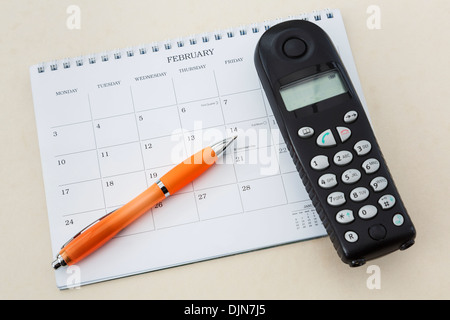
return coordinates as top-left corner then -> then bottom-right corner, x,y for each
50,135 -> 303,228
212,70 -> 245,215
61,207 -> 106,218
260,83 -> 290,208
168,76 -> 203,223
87,93 -> 108,216
129,86 -> 150,188
50,119 -> 92,129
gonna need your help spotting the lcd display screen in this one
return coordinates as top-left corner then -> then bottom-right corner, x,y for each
279,70 -> 347,111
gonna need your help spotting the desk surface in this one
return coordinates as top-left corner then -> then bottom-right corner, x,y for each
1,0 -> 449,299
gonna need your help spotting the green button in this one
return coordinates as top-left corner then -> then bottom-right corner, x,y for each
393,213 -> 404,226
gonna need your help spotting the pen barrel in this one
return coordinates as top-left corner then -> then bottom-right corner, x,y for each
160,147 -> 217,194
59,184 -> 165,266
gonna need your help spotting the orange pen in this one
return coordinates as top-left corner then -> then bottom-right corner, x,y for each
52,136 -> 237,269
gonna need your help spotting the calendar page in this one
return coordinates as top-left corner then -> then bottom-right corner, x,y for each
30,9 -> 365,288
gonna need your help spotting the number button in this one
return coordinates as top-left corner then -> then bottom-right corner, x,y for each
333,150 -> 353,166
350,187 -> 369,202
318,173 -> 337,189
336,209 -> 354,224
378,194 -> 396,210
370,176 -> 388,192
344,110 -> 358,123
344,231 -> 358,243
362,158 -> 380,174
316,129 -> 337,147
358,205 -> 378,220
327,191 -> 346,207
310,155 -> 329,171
354,140 -> 371,156
341,169 -> 361,184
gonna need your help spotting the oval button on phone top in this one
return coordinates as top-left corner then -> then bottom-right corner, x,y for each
298,126 -> 314,138
283,38 -> 307,58
344,110 -> 358,123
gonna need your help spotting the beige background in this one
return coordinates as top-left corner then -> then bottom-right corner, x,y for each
1,0 -> 449,299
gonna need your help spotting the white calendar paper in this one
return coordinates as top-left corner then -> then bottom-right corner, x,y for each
30,9 -> 365,288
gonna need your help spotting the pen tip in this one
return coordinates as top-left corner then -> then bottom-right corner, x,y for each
52,259 -> 62,270
52,254 -> 67,270
226,135 -> 237,144
226,135 -> 237,147
211,136 -> 237,157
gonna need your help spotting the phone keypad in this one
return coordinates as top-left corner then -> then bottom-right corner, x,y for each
310,155 -> 329,170
362,158 -> 380,174
305,110 -> 400,243
354,140 -> 372,156
349,187 -> 370,202
333,150 -> 353,166
358,205 -> 377,220
378,194 -> 396,210
327,192 -> 346,206
341,169 -> 361,184
370,176 -> 388,192
318,173 -> 338,189
336,209 -> 354,224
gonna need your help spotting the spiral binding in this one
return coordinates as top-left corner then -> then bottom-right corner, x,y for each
35,9 -> 334,74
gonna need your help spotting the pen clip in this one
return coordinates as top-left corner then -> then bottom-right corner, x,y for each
60,209 -> 117,249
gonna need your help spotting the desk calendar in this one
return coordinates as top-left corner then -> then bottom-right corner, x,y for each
30,9 -> 366,288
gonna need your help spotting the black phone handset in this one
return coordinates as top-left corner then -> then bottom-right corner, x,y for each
254,20 -> 416,267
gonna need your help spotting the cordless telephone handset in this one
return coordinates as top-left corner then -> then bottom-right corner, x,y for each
254,20 -> 416,267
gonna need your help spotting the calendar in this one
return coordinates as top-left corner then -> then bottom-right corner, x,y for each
30,9 -> 365,288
